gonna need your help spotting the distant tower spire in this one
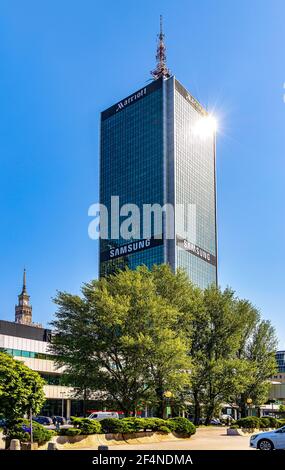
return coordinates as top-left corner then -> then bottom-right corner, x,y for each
15,268 -> 32,325
22,268 -> 27,293
151,15 -> 171,80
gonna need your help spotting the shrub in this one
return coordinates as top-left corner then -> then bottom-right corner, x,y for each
277,419 -> 285,428
259,417 -> 271,428
121,418 -> 146,433
100,418 -> 129,434
59,428 -> 82,436
229,424 -> 239,429
5,419 -> 54,445
158,425 -> 171,434
70,417 -> 83,426
235,417 -> 260,429
79,419 -> 102,435
71,418 -> 101,435
142,418 -> 167,431
167,417 -> 196,436
263,417 -> 279,428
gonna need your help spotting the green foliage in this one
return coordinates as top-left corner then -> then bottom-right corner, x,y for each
51,266 -> 191,417
235,417 -> 260,429
189,286 -> 277,424
235,321 -> 277,417
76,419 -> 102,435
158,425 -> 171,434
120,417 -> 146,433
277,419 -> 285,427
100,418 -> 129,434
0,352 -> 46,420
259,417 -> 270,428
59,428 -> 82,436
5,419 -> 54,445
235,417 -> 279,430
70,416 -> 82,426
229,424 -> 239,429
260,416 -> 278,428
141,418 -> 167,431
167,417 -> 196,436
99,417 -> 177,434
50,265 -> 277,422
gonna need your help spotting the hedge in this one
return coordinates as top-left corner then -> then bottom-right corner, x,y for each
234,416 -> 282,430
235,417 -> 260,429
4,419 -> 54,445
63,417 -> 196,437
167,417 -> 196,436
70,418 -> 102,435
59,428 -> 82,436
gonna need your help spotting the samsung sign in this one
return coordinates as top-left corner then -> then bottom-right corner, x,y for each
101,238 -> 163,262
176,236 -> 217,267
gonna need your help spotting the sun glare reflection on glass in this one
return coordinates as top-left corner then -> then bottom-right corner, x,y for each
193,115 -> 217,138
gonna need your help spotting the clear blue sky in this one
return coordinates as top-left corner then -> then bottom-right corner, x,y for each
1,0 -> 284,346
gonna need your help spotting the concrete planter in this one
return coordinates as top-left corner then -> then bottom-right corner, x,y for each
227,427 -> 274,436
0,432 -> 5,450
38,431 -> 186,450
21,442 -> 39,450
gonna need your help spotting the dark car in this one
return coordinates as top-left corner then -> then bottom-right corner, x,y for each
33,416 -> 53,425
52,416 -> 66,425
0,418 -> 7,428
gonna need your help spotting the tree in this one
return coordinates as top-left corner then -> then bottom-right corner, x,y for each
0,352 -> 45,420
50,292 -> 102,416
188,287 -> 277,424
51,266 -> 191,417
235,319 -> 277,417
51,265 -> 277,421
189,287 -> 255,424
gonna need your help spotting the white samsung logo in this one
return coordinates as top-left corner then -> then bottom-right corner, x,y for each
110,239 -> 151,258
183,239 -> 211,262
116,88 -> 147,112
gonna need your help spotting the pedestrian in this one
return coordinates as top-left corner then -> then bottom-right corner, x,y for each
55,418 -> 61,432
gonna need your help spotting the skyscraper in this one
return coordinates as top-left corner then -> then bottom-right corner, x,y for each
99,18 -> 217,289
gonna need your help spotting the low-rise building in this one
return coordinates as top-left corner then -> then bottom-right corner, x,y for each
0,271 -> 97,418
269,350 -> 285,403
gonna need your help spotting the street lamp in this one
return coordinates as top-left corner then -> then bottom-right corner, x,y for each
60,391 -> 65,418
246,398 -> 253,417
163,391 -> 173,419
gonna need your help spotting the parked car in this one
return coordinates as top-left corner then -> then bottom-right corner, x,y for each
220,414 -> 234,421
88,411 -> 119,420
33,416 -> 53,426
0,418 -> 7,428
250,425 -> 285,450
52,416 -> 66,425
210,418 -> 222,425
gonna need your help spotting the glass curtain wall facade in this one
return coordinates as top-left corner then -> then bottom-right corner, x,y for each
99,76 -> 217,288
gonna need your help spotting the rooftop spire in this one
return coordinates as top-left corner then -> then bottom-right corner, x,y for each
151,15 -> 171,80
22,268 -> 27,293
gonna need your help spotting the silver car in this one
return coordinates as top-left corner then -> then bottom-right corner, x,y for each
250,425 -> 285,450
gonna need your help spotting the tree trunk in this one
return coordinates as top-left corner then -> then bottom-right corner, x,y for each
193,392 -> 201,426
155,386 -> 165,419
205,402 -> 215,425
83,388 -> 87,417
240,401 -> 247,418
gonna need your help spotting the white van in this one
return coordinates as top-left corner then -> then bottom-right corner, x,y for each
88,411 -> 119,421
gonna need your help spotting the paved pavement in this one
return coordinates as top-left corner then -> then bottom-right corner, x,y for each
106,427 -> 254,451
